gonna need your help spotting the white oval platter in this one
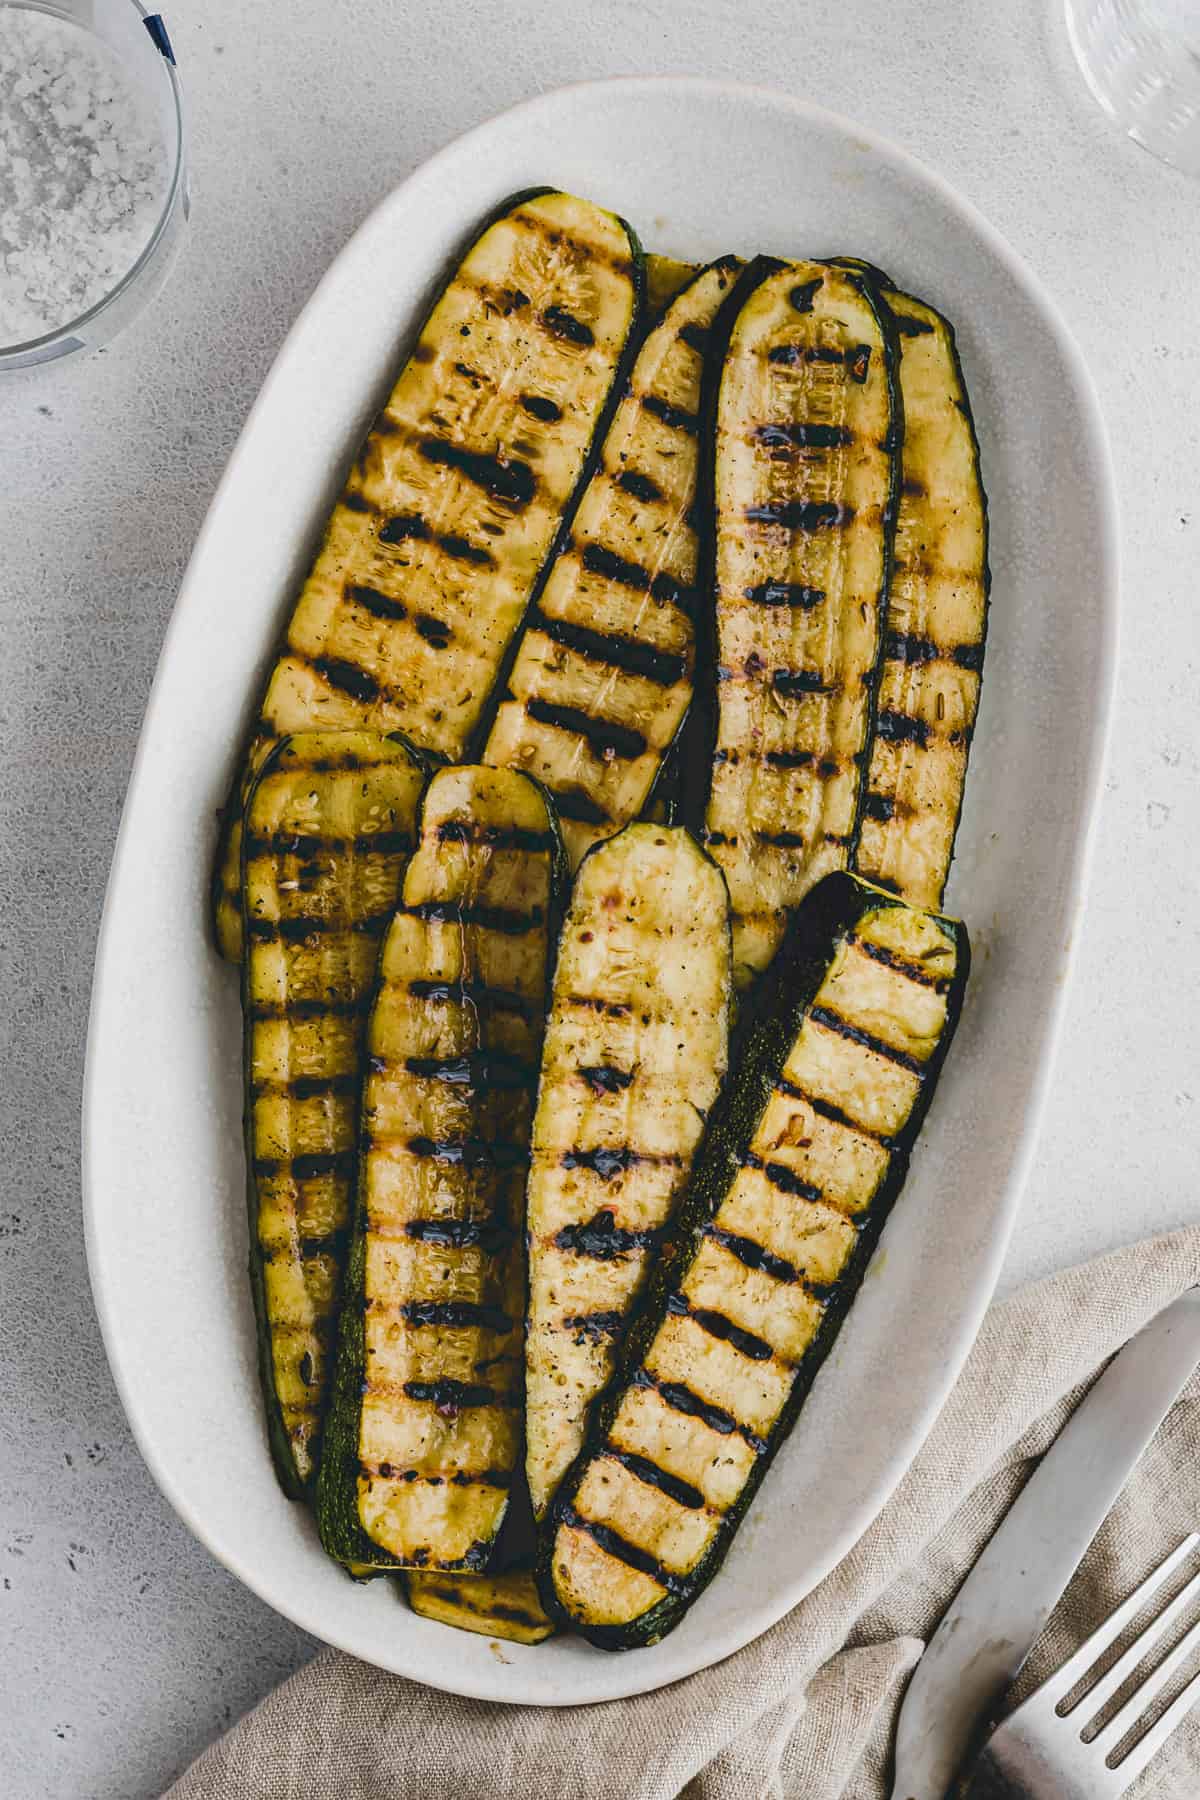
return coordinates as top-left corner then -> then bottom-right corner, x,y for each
84,77 -> 1118,1705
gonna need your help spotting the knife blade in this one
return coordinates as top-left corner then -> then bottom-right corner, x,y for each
889,1286 -> 1200,1800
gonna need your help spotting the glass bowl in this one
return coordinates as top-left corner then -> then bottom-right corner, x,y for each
0,0 -> 187,372
1064,0 -> 1200,178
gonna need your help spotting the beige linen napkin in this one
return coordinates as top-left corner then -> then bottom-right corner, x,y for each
168,1227 -> 1200,1800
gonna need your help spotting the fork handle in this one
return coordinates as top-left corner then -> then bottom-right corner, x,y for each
959,1746 -> 1037,1799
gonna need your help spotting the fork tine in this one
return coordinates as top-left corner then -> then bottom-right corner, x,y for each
1076,1562 -> 1200,1726
1091,1604 -> 1200,1750
1101,1658 -> 1200,1789
1038,1536 -> 1199,1712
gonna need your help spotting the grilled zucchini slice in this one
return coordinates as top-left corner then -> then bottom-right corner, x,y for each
481,258 -> 741,867
851,280 -> 988,907
242,729 -> 426,1495
525,823 -> 731,1520
212,188 -> 643,961
405,1569 -> 556,1644
694,259 -> 900,987
316,765 -> 561,1572
644,255 -> 700,317
541,870 -> 968,1648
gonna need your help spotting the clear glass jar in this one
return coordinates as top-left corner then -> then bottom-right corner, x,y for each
0,0 -> 187,372
1065,0 -> 1200,177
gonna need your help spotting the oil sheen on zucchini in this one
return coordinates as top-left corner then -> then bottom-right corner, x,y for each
542,870 -> 968,1649
316,765 -> 561,1572
696,259 -> 901,987
212,188 -> 642,962
851,279 -> 988,908
482,259 -> 741,867
242,729 -> 426,1496
405,1570 -> 556,1645
525,824 -> 731,1521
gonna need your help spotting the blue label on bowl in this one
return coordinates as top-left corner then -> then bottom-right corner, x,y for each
143,14 -> 176,64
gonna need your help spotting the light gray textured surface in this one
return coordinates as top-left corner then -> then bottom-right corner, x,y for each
1,1 -> 1197,1795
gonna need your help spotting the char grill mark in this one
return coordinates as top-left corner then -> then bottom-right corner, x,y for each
416,438 -> 537,509
399,1300 -> 513,1333
875,710 -> 931,748
705,1224 -> 801,1286
771,668 -> 833,700
402,1049 -> 536,1089
614,468 -> 663,503
406,1135 -> 531,1170
639,393 -> 698,435
745,501 -> 852,531
531,610 -> 688,687
558,1507 -> 685,1593
808,1005 -> 928,1076
553,1209 -> 668,1259
603,1448 -> 706,1512
407,978 -> 533,1019
666,1293 -> 775,1363
751,422 -> 852,452
524,698 -> 647,762
404,1217 -> 515,1253
577,1064 -> 634,1094
741,1148 -> 823,1202
631,1368 -> 767,1454
848,934 -> 953,993
519,392 -> 562,422
404,899 -> 544,936
435,819 -> 555,853
742,581 -> 826,609
245,910 -> 395,944
541,304 -> 595,347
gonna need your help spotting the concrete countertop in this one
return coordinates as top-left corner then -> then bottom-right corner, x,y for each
2,1 -> 1198,1793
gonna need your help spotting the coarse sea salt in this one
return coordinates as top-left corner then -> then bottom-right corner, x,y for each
0,5 -> 168,346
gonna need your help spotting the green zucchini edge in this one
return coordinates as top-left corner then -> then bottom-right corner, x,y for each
537,869 -> 970,1648
314,771 -> 569,1571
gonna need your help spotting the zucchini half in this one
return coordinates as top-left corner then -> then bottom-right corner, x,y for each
847,275 -> 989,908
693,258 -> 901,987
525,823 -> 732,1521
405,1570 -> 556,1645
481,258 -> 742,868
241,729 -> 427,1495
541,870 -> 968,1649
316,765 -> 563,1573
212,188 -> 643,961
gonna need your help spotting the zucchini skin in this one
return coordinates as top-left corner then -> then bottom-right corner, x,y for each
638,731 -> 682,825
247,1183 -> 309,1503
539,871 -> 968,1648
833,264 -> 990,909
685,258 -> 903,986
240,730 -> 427,1497
316,766 -> 567,1573
212,187 -> 645,963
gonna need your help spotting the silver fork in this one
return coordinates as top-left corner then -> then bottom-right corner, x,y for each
965,1535 -> 1200,1797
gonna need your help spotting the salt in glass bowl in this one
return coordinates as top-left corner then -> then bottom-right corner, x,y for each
0,0 -> 187,372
